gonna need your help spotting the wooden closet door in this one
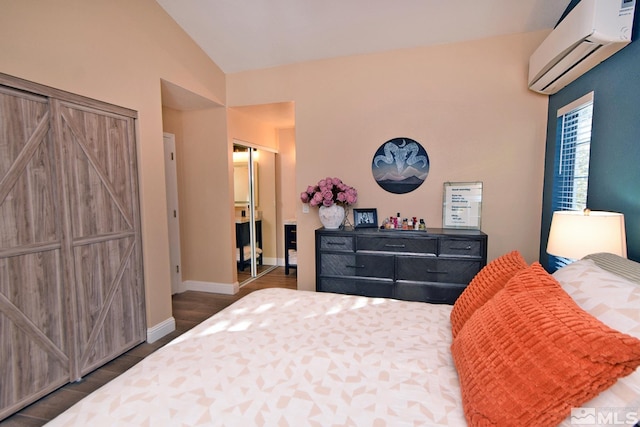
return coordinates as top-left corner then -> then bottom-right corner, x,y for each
0,87 -> 70,418
52,100 -> 145,379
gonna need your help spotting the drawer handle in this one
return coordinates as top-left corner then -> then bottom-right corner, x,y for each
346,265 -> 365,269
327,242 -> 346,246
426,270 -> 448,274
451,245 -> 472,250
385,244 -> 406,248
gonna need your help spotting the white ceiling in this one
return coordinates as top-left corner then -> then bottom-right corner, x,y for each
156,0 -> 570,74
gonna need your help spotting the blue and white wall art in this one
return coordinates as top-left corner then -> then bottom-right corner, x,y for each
371,137 -> 430,194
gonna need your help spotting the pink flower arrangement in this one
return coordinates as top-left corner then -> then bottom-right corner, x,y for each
300,177 -> 358,208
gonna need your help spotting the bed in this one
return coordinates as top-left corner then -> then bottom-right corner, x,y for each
46,252 -> 640,426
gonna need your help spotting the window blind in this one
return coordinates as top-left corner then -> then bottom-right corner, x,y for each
553,103 -> 593,212
550,95 -> 594,270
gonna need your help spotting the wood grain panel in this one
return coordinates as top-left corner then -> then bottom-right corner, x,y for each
58,105 -> 134,238
0,252 -> 68,416
0,86 -> 68,418
0,88 -> 58,250
54,100 -> 144,379
0,75 -> 144,421
74,238 -> 144,374
0,73 -> 137,120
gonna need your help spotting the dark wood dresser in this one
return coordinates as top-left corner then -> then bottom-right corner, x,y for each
315,227 -> 487,304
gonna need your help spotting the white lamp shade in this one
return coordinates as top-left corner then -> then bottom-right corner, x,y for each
547,211 -> 627,259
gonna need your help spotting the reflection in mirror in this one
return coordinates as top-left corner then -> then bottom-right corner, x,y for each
234,162 -> 258,207
233,143 -> 277,284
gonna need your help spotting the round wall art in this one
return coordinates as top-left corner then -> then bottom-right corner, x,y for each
371,137 -> 430,194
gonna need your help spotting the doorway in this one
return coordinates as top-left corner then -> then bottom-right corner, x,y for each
228,101 -> 296,288
233,141 -> 278,284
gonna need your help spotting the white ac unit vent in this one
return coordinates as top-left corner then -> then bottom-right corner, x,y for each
528,0 -> 636,95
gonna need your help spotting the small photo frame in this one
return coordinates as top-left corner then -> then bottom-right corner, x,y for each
353,208 -> 378,228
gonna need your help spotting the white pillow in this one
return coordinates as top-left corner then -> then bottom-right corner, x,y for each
553,258 -> 640,339
553,258 -> 640,426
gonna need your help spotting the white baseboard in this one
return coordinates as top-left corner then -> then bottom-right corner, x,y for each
182,280 -> 239,295
263,256 -> 277,266
146,316 -> 176,343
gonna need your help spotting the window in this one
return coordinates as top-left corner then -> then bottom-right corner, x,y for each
550,92 -> 594,269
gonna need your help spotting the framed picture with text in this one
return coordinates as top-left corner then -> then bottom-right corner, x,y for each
442,182 -> 483,230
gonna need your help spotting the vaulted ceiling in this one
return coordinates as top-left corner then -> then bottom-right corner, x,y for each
156,0 -> 570,74
157,1 -> 570,127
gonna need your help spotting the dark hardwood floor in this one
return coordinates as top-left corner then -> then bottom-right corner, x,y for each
236,263 -> 276,284
1,267 -> 296,426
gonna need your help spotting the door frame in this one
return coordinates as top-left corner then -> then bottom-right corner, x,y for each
164,133 -> 182,294
233,139 -> 278,283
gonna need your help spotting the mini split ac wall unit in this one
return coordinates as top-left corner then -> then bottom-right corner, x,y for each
528,0 -> 636,95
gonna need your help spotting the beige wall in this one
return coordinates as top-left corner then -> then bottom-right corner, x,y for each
227,32 -> 551,290
276,129 -> 297,223
1,0 -> 552,325
163,106 -> 236,287
180,108 -> 232,283
228,108 -> 279,151
0,0 -> 227,328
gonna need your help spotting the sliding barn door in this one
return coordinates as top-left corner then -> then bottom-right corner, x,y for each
0,74 -> 145,420
52,100 -> 145,379
0,88 -> 70,417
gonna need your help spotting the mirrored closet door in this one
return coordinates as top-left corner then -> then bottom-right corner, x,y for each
233,142 -> 277,284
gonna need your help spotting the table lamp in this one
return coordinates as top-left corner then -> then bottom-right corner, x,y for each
547,209 -> 627,260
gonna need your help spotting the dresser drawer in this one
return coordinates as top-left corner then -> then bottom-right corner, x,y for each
319,235 -> 354,251
396,257 -> 481,284
315,227 -> 487,305
318,277 -> 394,299
319,253 -> 394,278
439,238 -> 483,257
395,281 -> 466,304
285,224 -> 297,245
357,236 -> 437,254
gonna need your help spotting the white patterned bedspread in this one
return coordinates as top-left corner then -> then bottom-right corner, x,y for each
47,288 -> 465,426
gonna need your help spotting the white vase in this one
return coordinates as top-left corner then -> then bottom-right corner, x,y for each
318,204 -> 345,229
